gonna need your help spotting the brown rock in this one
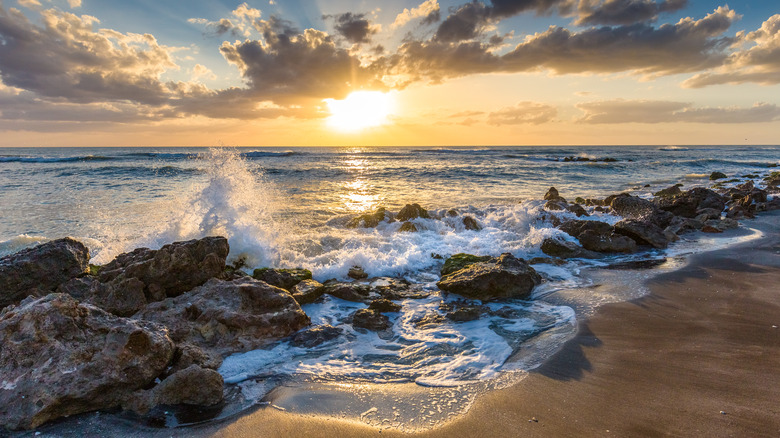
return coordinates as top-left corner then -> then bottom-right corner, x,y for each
437,253 -> 542,301
398,222 -> 419,232
351,309 -> 390,331
396,203 -> 430,221
290,279 -> 325,305
252,268 -> 312,290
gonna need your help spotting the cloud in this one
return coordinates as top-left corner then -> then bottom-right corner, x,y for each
576,0 -> 688,26
683,14 -> 780,88
577,99 -> 780,123
487,101 -> 557,125
191,64 -> 217,81
392,0 -> 440,29
188,2 -> 262,37
325,12 -> 379,44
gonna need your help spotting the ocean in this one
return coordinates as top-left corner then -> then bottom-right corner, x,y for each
1,145 -> 778,429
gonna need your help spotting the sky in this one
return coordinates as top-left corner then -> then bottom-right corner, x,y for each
0,0 -> 779,146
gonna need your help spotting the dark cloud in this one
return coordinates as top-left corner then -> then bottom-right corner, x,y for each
326,12 -> 378,44
576,0 -> 688,26
577,99 -> 780,123
487,101 -> 557,125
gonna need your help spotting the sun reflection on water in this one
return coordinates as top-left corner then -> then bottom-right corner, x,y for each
339,154 -> 381,213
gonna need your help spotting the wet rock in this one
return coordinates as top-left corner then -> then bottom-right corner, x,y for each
437,253 -> 542,301
540,238 -> 598,259
545,200 -> 568,211
290,279 -> 325,305
560,219 -> 613,238
252,268 -> 312,291
704,218 -> 739,232
710,171 -> 727,180
346,207 -> 390,228
398,222 -> 419,232
348,266 -> 368,279
614,219 -> 668,249
656,188 -> 725,218
701,225 -> 723,233
57,276 -> 147,317
695,208 -> 722,222
462,216 -> 482,230
396,203 -> 430,221
544,187 -> 566,203
605,193 -> 656,219
371,278 -> 430,300
567,204 -> 589,217
323,281 -> 371,302
414,312 -> 447,328
440,253 -> 493,277
653,185 -> 682,197
666,216 -> 705,234
167,342 -> 223,376
0,238 -> 90,310
98,237 -> 229,302
134,278 -> 309,356
124,365 -> 223,414
0,294 -> 174,430
351,309 -> 390,331
578,230 -> 637,253
290,324 -> 342,348
368,298 -> 401,313
726,205 -> 753,219
446,306 -> 483,322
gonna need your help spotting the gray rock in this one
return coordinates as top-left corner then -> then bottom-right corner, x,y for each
543,187 -> 566,203
540,238 -> 598,259
123,365 -> 223,414
57,276 -> 147,317
614,219 -> 669,249
710,171 -> 727,180
252,267 -> 312,290
0,294 -> 174,430
348,266 -> 368,279
290,279 -> 325,305
559,220 -> 638,253
656,188 -> 726,218
290,324 -> 343,348
398,222 -> 419,232
351,309 -> 390,331
437,253 -> 542,301
0,238 -> 89,310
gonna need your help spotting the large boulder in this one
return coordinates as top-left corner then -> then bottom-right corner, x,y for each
540,237 -> 599,258
351,309 -> 391,331
134,278 -> 309,356
656,188 -> 726,218
0,294 -> 174,430
0,238 -> 89,310
437,253 -> 542,301
57,276 -> 147,317
252,268 -> 312,290
560,220 -> 637,253
290,279 -> 325,305
98,237 -> 229,302
346,207 -> 390,228
614,219 -> 669,249
440,253 -> 492,276
122,365 -> 224,414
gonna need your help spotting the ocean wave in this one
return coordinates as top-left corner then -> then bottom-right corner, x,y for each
0,155 -> 115,163
242,150 -> 305,158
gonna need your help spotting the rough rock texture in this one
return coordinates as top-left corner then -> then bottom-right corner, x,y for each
540,238 -> 598,259
351,309 -> 390,331
654,185 -> 682,197
123,365 -> 223,414
398,222 -> 418,232
323,282 -> 371,302
544,187 -> 566,203
252,268 -> 312,290
346,207 -> 389,228
567,204 -> 589,217
560,220 -> 638,253
0,238 -> 89,309
606,194 -> 656,219
614,219 -> 669,249
134,278 -> 310,356
462,216 -> 482,230
437,253 -> 542,301
0,294 -> 174,430
290,279 -> 325,305
446,306 -> 483,322
57,276 -> 147,317
348,266 -> 368,279
710,171 -> 727,180
98,237 -> 228,302
396,203 -> 430,221
440,253 -> 492,277
656,188 -> 726,218
368,298 -> 402,313
290,324 -> 343,348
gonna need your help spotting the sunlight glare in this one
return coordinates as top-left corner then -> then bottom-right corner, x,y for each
325,91 -> 394,132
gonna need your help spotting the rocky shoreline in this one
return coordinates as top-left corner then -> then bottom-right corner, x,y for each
1,171 -> 779,431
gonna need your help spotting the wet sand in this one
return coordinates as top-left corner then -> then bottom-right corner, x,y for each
22,213 -> 780,438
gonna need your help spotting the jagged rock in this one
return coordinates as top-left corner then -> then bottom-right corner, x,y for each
726,205 -> 753,219
346,207 -> 390,228
134,278 -> 309,356
705,218 -> 739,232
606,194 -> 656,219
398,222 -> 419,232
578,229 -> 638,253
710,171 -> 727,180
440,253 -> 493,276
656,188 -> 726,218
462,216 -> 482,230
0,238 -> 90,310
290,324 -> 343,348
368,299 -> 402,313
371,278 -> 430,300
654,185 -> 682,197
396,203 -> 430,221
252,268 -> 312,291
323,281 -> 371,302
167,342 -> 223,376
348,266 -> 368,279
57,276 -> 147,317
98,237 -> 228,302
614,219 -> 669,249
437,253 -> 542,301
0,294 -> 174,430
123,365 -> 223,414
290,279 -> 325,305
351,309 -> 390,331
695,208 -> 722,222
567,204 -> 589,217
544,187 -> 565,203
446,306 -> 483,322
540,238 -> 598,259
545,200 -> 567,211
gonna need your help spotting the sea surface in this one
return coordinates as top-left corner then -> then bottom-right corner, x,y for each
1,145 -> 777,429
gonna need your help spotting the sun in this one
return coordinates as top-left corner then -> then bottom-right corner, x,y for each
325,91 -> 395,132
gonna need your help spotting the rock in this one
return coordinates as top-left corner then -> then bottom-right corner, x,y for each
437,253 -> 542,301
726,205 -> 753,219
440,253 -> 492,277
705,218 -> 739,232
167,342 -> 223,376
540,238 -> 598,259
567,204 -> 589,217
346,207 -> 389,228
543,187 -> 566,203
0,238 -> 90,310
371,278 -> 430,300
606,194 -> 656,219
290,324 -> 342,348
123,365 -> 223,414
559,219 -> 612,237
290,279 -> 325,305
446,306 -> 483,322
134,278 -> 309,356
368,298 -> 402,313
396,203 -> 430,221
545,200 -> 567,211
252,268 -> 312,291
710,171 -> 727,180
695,208 -> 722,222
351,309 -> 390,331
348,266 -> 368,279
398,222 -> 419,232
653,185 -> 682,197
656,188 -> 726,218
323,281 -> 371,302
98,237 -> 229,302
614,219 -> 668,249
462,216 -> 481,230
701,225 -> 723,233
57,276 -> 147,317
578,229 -> 638,253
0,294 -> 174,430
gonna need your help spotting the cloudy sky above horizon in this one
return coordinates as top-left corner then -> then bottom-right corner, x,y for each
0,0 -> 779,146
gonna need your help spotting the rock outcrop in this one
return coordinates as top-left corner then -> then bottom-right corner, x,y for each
614,219 -> 668,249
252,267 -> 312,290
437,253 -> 541,301
351,309 -> 391,331
559,220 -> 638,253
346,207 -> 390,228
396,203 -> 430,221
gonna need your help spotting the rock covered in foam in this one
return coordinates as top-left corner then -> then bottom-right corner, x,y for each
0,294 -> 174,430
0,238 -> 89,310
437,253 -> 541,301
134,277 -> 310,356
